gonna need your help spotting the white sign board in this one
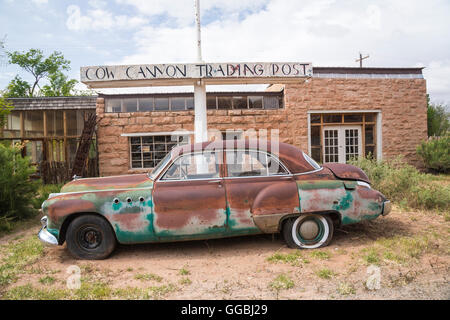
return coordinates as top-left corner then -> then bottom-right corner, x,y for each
80,62 -> 312,88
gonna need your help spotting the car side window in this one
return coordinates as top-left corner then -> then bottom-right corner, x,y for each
226,150 -> 288,177
161,152 -> 220,180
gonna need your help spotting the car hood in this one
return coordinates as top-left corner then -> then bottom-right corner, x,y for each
59,174 -> 154,193
322,163 -> 370,184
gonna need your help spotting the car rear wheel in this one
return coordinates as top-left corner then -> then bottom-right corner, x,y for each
66,215 -> 117,260
283,214 -> 334,249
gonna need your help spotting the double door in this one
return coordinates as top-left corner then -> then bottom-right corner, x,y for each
323,126 -> 362,164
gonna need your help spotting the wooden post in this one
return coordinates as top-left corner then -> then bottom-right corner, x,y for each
63,110 -> 68,164
43,111 -> 48,161
20,111 -> 24,138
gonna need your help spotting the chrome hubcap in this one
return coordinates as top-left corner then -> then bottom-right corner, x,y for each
299,220 -> 319,240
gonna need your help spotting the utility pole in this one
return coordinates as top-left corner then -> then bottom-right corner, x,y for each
355,53 -> 369,68
193,0 -> 208,143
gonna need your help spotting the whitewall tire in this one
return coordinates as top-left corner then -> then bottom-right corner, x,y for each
283,214 -> 334,249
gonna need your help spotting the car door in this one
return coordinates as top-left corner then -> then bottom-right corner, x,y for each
223,149 -> 300,235
152,150 -> 228,240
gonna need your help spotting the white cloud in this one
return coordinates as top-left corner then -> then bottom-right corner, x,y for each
31,0 -> 48,4
115,0 -> 268,26
66,3 -> 147,31
423,60 -> 450,103
105,0 -> 450,102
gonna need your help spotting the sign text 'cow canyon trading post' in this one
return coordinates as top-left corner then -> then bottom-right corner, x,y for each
81,62 -> 313,88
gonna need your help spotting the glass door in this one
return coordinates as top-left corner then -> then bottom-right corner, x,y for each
323,126 -> 362,163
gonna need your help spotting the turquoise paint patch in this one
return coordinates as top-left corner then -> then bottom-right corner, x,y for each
47,228 -> 59,239
114,213 -> 156,243
341,213 -> 381,225
368,202 -> 382,212
112,201 -> 122,211
333,190 -> 353,211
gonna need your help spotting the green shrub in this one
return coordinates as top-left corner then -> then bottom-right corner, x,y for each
417,135 -> 450,173
350,156 -> 449,211
31,183 -> 63,210
0,143 -> 39,222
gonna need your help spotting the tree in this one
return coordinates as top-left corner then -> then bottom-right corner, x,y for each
41,71 -> 78,97
0,143 -> 39,221
5,48 -> 77,97
0,94 -> 13,128
427,95 -> 450,137
4,75 -> 31,98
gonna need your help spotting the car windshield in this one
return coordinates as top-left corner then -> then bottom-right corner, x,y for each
302,152 -> 321,170
148,152 -> 172,180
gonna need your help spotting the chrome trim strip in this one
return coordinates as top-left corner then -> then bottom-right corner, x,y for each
44,186 -> 153,198
382,200 -> 391,216
293,167 -> 324,176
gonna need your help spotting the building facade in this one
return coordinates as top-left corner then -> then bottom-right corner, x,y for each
95,67 -> 427,177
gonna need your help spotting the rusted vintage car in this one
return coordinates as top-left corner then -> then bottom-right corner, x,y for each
39,140 -> 391,259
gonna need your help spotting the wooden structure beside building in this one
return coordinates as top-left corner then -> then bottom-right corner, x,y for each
1,96 -> 98,183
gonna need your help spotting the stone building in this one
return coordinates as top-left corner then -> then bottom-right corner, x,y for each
95,67 -> 427,177
2,66 -> 427,178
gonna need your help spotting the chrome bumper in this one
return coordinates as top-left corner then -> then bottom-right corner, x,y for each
382,200 -> 392,216
38,216 -> 58,246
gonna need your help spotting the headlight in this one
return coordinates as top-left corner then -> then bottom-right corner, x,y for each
357,181 -> 371,189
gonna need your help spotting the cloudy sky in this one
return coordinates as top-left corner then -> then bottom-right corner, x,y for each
0,0 -> 449,103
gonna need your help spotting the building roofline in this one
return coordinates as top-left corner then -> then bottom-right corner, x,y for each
313,66 -> 424,74
6,95 -> 98,101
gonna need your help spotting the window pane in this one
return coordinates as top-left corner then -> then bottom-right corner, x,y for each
24,111 -> 44,137
155,98 -> 169,111
106,99 -> 121,112
170,97 -> 186,111
65,110 -> 78,136
139,98 -> 154,111
186,97 -> 194,110
233,96 -> 248,109
311,114 -> 320,123
311,147 -> 321,163
207,96 -> 217,109
217,97 -> 232,109
263,96 -> 279,109
323,115 -> 341,123
365,114 -> 375,122
47,111 -> 64,136
248,96 -> 263,109
365,145 -> 375,158
344,114 -> 363,122
365,125 -> 374,145
130,135 -> 189,169
123,98 -> 137,112
311,126 -> 320,146
226,151 -> 287,177
162,152 -> 219,180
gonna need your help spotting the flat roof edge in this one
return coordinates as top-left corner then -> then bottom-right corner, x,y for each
313,67 -> 424,74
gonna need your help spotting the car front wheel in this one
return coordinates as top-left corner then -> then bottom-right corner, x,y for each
66,215 -> 117,260
283,214 -> 334,249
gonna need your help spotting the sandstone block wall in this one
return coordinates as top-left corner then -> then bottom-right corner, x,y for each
96,77 -> 427,176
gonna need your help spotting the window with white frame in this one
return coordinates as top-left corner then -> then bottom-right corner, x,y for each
129,134 -> 189,169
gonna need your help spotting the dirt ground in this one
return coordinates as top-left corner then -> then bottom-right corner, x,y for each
0,206 -> 449,300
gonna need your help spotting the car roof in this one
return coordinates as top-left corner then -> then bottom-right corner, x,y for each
170,139 -> 315,174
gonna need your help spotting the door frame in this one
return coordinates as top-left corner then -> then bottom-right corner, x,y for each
307,110 -> 382,160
